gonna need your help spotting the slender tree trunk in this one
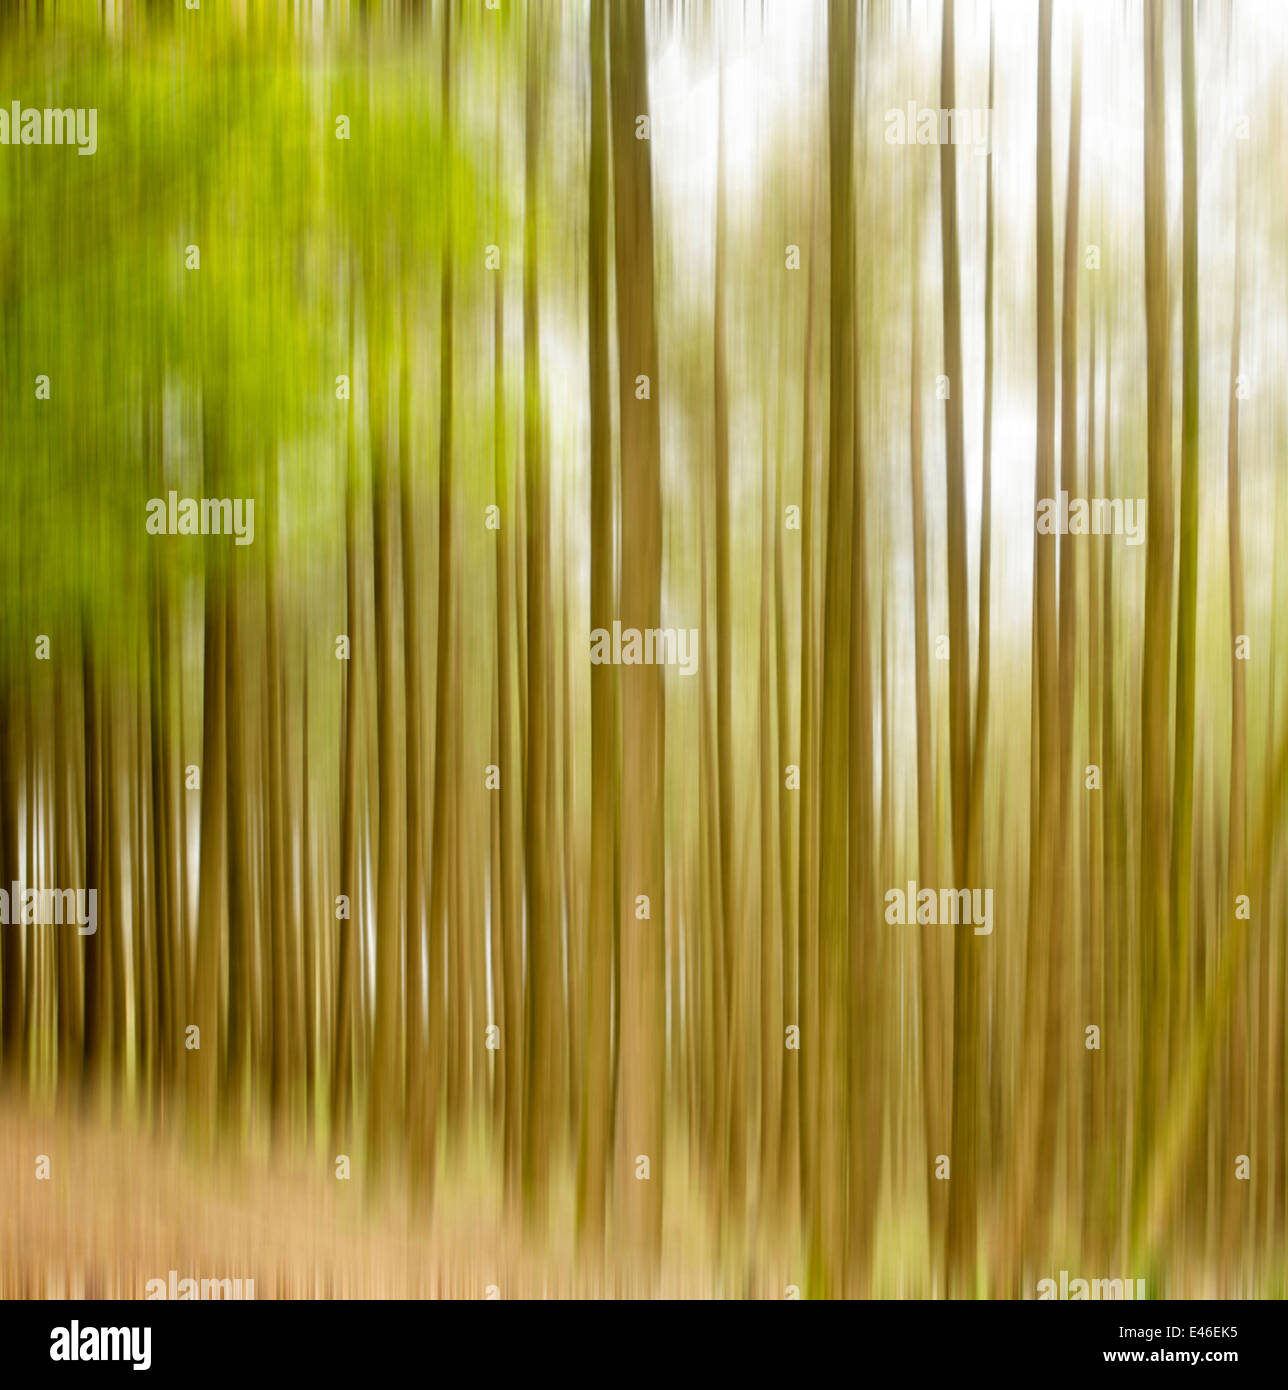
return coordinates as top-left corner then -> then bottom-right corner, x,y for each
712,65 -> 743,1248
192,522 -> 228,1150
910,238 -> 945,1278
1035,12 -> 1081,1249
1171,0 -> 1200,1072
609,0 -> 666,1276
1015,0 -> 1059,1271
811,0 -> 856,1298
940,0 -> 979,1291
1223,162 -> 1248,1265
964,15 -> 996,1266
367,278 -> 406,1175
401,285 -> 427,1176
1134,0 -> 1176,1238
422,0 -> 455,1193
795,241 -> 820,1284
521,0 -> 561,1231
577,0 -> 618,1255
332,279 -> 361,1152
758,429 -> 783,1222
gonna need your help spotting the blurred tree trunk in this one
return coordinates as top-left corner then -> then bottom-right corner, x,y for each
577,0 -> 618,1256
811,0 -> 856,1298
367,278 -> 406,1175
846,204 -> 878,1297
1084,321 -> 1105,1238
191,489 -> 228,1149
1036,11 -> 1081,1251
0,683 -> 19,1089
492,14 -> 526,1216
332,280 -> 361,1152
964,14 -> 996,1264
422,0 -> 455,1193
940,0 -> 979,1291
266,458 -> 295,1147
1134,0 -> 1175,1236
400,286 -> 427,1177
910,228 -> 945,1276
1016,0 -> 1059,1270
796,245 -> 820,1280
1171,0 -> 1199,1070
300,641 -> 316,1143
224,525 -> 253,1138
713,66 -> 743,1243
148,466 -> 178,1112
521,0 -> 560,1231
55,623 -> 82,1106
774,292 -> 800,1216
1223,158 -> 1247,1264
609,0 -> 666,1274
758,430 -> 782,1220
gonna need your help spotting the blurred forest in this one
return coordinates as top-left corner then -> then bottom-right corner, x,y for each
0,0 -> 1285,1298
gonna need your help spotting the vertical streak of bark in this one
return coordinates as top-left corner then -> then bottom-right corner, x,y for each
332,266 -> 361,1152
758,427 -> 782,1219
368,280 -> 406,1173
812,0 -> 856,1298
712,63 -> 743,1243
940,0 -> 978,1290
795,237 -> 819,1286
422,0 -> 455,1193
1224,155 -> 1248,1263
401,284 -> 427,1172
964,12 -> 996,1236
1038,13 -> 1081,1243
1171,0 -> 1200,1069
577,0 -> 618,1254
521,0 -> 560,1231
1015,0 -> 1059,1269
910,232 -> 945,1274
1134,0 -> 1176,1235
609,0 -> 666,1274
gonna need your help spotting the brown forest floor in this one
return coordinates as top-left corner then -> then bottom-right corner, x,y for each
0,1102 -> 750,1298
3,1102 -> 1279,1298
